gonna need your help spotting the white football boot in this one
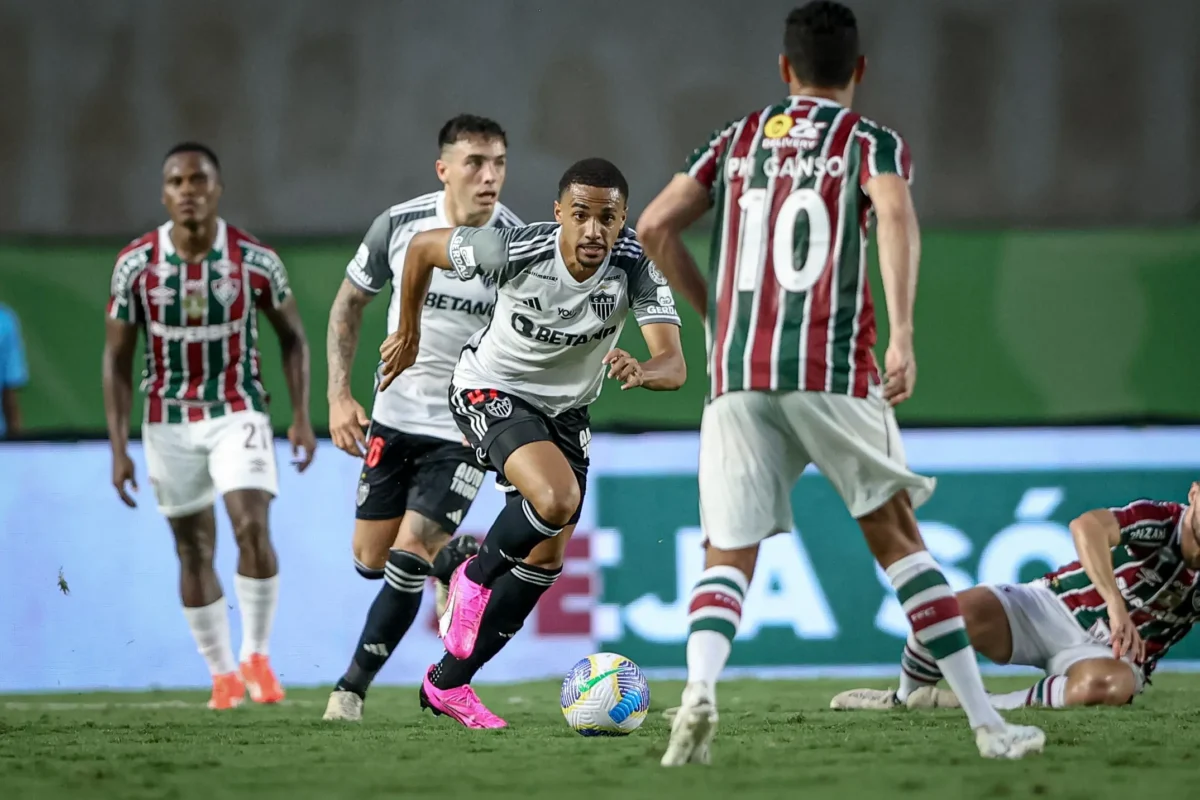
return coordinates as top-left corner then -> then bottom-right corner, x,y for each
829,687 -> 901,710
661,682 -> 717,767
975,723 -> 1046,759
322,690 -> 364,721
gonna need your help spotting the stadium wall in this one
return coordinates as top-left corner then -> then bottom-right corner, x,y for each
3,227 -> 1199,435
3,427 -> 1199,692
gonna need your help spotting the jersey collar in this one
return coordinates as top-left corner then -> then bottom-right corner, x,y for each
436,191 -> 503,229
158,217 -> 228,264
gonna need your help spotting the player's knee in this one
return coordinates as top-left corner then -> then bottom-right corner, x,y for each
175,536 -> 215,570
394,516 -> 450,563
1070,672 -> 1134,707
231,514 -> 270,550
526,480 -> 580,528
351,539 -> 388,573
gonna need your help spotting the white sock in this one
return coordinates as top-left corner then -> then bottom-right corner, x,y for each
234,574 -> 279,662
182,597 -> 236,677
685,565 -> 749,691
886,551 -> 1005,731
990,675 -> 1068,709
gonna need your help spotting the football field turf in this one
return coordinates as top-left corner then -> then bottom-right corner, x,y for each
3,675 -> 1197,799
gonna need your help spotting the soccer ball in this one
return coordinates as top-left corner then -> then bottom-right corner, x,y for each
560,652 -> 651,736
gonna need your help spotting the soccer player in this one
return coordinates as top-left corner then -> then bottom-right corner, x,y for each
322,115 -> 523,722
377,157 -> 686,728
636,1 -> 1043,763
103,143 -> 316,710
832,486 -> 1200,712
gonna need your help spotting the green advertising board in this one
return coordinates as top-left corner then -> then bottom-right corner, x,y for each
586,428 -> 1200,670
1,227 -> 1198,433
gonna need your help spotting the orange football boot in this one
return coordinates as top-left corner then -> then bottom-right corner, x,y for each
208,672 -> 246,710
240,654 -> 285,704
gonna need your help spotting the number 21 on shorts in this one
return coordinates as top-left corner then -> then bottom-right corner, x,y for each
735,187 -> 831,294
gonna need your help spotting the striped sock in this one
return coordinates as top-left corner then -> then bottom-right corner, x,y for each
898,633 -> 943,702
886,551 -> 1004,731
685,566 -> 748,687
336,549 -> 431,698
989,675 -> 1068,710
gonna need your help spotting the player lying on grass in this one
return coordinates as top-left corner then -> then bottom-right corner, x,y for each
832,484 -> 1200,712
377,158 -> 686,729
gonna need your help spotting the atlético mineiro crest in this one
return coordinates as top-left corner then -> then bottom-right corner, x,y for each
485,396 -> 512,419
590,291 -> 616,321
357,480 -> 370,507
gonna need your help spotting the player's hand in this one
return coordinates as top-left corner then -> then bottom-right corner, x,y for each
1108,605 -> 1146,664
111,450 -> 138,508
329,395 -> 370,458
603,348 -> 644,390
288,417 -> 318,473
883,337 -> 916,406
378,331 -> 419,393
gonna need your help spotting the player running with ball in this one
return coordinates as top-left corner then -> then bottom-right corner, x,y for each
833,486 -> 1200,713
322,115 -> 522,722
378,158 -> 686,729
637,1 -> 1043,763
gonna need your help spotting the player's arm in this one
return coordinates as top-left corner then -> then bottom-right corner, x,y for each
379,226 -> 507,391
102,317 -> 140,507
637,175 -> 711,320
604,323 -> 686,391
606,260 -> 686,391
261,295 -> 316,471
327,213 -> 391,456
1068,508 -> 1144,663
638,121 -> 739,320
861,123 -> 920,406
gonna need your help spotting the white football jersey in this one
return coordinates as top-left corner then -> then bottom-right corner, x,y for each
447,223 -> 681,415
345,191 -> 523,441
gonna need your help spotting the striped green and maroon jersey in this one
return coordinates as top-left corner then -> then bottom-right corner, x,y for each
1044,499 -> 1199,674
684,95 -> 912,399
106,219 -> 291,424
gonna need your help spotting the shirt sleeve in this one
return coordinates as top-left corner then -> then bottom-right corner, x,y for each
1110,499 -> 1183,548
346,211 -> 395,294
628,257 -> 682,327
447,224 -> 557,287
243,244 -> 292,309
0,311 -> 28,389
107,244 -> 150,324
683,119 -> 741,203
857,121 -> 915,187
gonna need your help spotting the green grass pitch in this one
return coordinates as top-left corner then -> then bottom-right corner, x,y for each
3,676 -> 1198,799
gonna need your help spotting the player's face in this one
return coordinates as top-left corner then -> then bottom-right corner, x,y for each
554,185 -> 627,270
162,153 -> 221,228
437,136 -> 507,221
1184,482 -> 1200,567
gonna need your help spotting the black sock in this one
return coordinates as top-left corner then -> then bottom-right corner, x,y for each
464,499 -> 563,587
336,549 -> 431,698
431,562 -> 562,690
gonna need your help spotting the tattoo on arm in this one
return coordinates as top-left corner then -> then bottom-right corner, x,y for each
327,280 -> 372,400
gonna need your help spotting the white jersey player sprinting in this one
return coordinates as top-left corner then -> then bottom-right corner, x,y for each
376,157 -> 687,729
322,115 -> 522,723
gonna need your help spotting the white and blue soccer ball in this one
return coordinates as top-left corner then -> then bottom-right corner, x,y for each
560,652 -> 651,736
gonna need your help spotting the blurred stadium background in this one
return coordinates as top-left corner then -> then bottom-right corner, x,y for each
2,0 -> 1200,693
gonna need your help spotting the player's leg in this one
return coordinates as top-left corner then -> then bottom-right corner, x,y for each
144,421 -> 241,709
980,583 -> 1143,710
663,393 -> 803,767
421,520 -> 577,729
832,585 -> 1014,709
790,390 -> 1043,759
441,390 -> 579,661
209,410 -> 284,704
